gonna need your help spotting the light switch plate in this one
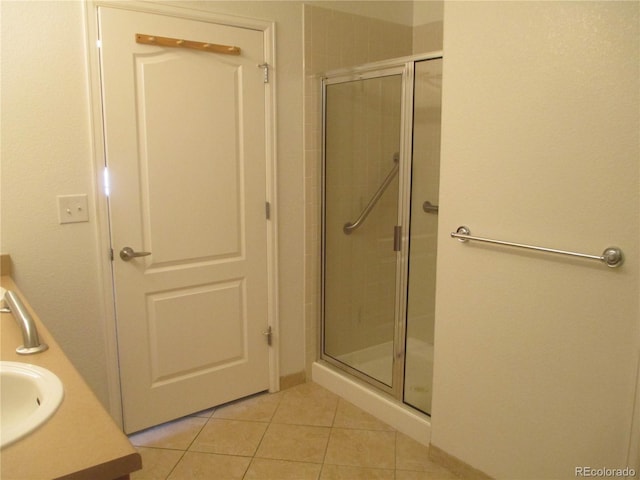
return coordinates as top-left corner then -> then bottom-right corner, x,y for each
57,194 -> 89,224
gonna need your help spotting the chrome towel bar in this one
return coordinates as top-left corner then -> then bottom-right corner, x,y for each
451,226 -> 624,268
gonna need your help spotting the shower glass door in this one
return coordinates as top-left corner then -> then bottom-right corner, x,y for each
322,70 -> 403,389
404,58 -> 442,414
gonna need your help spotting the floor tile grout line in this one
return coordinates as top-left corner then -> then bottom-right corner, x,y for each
394,429 -> 398,471
244,392 -> 285,480
138,392 -> 286,479
132,383 -> 450,479
242,415 -> 272,477
165,410 -> 216,479
163,448 -> 188,480
133,445 -> 189,453
189,411 -> 215,449
315,389 -> 339,476
244,392 -> 309,480
247,390 -> 284,475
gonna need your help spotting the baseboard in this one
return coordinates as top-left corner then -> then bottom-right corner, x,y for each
429,444 -> 493,479
279,371 -> 306,390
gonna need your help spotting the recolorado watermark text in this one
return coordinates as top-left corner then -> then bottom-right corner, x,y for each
575,466 -> 636,477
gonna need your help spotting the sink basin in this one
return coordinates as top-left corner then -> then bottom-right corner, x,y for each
0,361 -> 64,448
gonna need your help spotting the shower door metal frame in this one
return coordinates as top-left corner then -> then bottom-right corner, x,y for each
320,52 -> 442,403
321,64 -> 409,397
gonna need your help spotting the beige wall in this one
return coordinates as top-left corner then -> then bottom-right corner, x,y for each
433,2 -> 639,477
1,0 -> 111,404
303,3 -> 414,74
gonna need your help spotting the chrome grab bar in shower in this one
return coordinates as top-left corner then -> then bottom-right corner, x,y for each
451,226 -> 624,268
343,153 -> 399,235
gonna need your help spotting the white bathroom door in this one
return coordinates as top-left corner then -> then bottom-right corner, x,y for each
98,6 -> 271,433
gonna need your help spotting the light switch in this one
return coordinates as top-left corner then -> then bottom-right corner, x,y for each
57,194 -> 89,224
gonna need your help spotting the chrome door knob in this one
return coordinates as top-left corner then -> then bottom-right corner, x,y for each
120,247 -> 152,261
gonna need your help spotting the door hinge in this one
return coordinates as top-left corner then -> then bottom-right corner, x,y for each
263,325 -> 272,346
265,201 -> 271,220
393,225 -> 402,252
109,248 -> 114,261
258,63 -> 269,83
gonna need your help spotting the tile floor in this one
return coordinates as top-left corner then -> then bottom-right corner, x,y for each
129,382 -> 460,480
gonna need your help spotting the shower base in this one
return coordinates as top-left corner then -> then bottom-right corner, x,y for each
315,338 -> 433,446
335,342 -> 393,386
312,360 -> 431,446
334,338 -> 434,413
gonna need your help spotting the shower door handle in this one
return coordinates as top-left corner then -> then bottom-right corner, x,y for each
423,201 -> 439,214
393,226 -> 402,252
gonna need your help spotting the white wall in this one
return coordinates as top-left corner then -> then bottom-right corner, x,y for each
1,0 -> 111,403
1,0 -> 306,409
433,2 -> 639,478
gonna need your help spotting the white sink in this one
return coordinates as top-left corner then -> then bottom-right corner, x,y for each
0,361 -> 64,448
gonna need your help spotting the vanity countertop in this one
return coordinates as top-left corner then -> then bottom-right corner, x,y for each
1,275 -> 142,480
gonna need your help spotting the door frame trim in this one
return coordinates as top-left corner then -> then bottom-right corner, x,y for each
83,0 -> 279,426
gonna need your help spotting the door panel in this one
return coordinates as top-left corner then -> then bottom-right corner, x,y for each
322,73 -> 403,390
146,280 -> 247,386
404,58 -> 442,415
98,6 -> 269,433
137,53 -> 244,265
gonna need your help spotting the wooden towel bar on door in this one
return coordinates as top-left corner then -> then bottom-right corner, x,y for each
135,33 -> 241,55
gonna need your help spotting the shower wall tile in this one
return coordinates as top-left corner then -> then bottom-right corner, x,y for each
413,21 -> 444,54
304,4 -> 412,76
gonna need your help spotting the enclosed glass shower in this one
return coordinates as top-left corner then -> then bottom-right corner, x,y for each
322,55 -> 442,415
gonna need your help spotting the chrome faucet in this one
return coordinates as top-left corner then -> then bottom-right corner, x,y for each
2,290 -> 48,355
